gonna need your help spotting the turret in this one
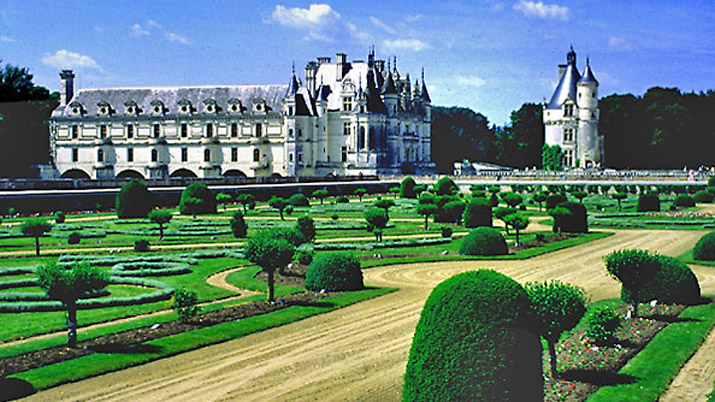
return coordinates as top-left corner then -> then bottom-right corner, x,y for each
577,58 -> 598,112
381,71 -> 399,116
60,70 -> 75,106
577,58 -> 600,167
284,64 -> 299,116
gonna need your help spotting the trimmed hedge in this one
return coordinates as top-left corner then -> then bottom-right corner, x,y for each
310,237 -> 451,251
400,177 -> 417,199
434,177 -> 458,196
287,193 -> 310,207
694,190 -> 714,203
545,193 -> 567,210
459,227 -> 508,256
553,202 -> 588,233
674,194 -> 696,208
305,252 -> 364,291
694,232 -> 715,261
637,193 -> 660,212
403,270 -> 542,401
179,182 -> 217,215
463,197 -> 492,228
108,262 -> 192,277
620,255 -> 700,305
116,179 -> 154,219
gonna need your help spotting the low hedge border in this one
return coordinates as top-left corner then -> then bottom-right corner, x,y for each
309,237 -> 451,251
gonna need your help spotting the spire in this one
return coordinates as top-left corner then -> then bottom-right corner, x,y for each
381,70 -> 398,95
578,59 -> 598,85
420,68 -> 431,103
285,62 -> 299,97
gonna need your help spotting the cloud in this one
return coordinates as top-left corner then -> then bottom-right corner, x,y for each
270,4 -> 368,42
147,19 -> 162,28
369,16 -> 397,35
0,35 -> 13,42
165,32 -> 191,45
608,36 -> 634,51
41,49 -> 102,70
454,75 -> 487,87
513,1 -> 570,21
405,14 -> 423,23
130,23 -> 150,37
382,38 -> 431,52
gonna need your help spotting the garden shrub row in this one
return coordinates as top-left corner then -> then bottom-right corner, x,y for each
308,237 -> 452,251
0,266 -> 38,276
0,288 -> 110,302
108,262 -> 192,277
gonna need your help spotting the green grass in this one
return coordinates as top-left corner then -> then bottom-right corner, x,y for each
10,286 -> 397,391
588,301 -> 715,402
679,249 -> 715,267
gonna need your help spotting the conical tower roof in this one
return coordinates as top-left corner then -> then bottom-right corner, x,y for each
381,71 -> 398,95
578,59 -> 598,85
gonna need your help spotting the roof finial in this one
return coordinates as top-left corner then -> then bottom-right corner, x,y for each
393,56 -> 397,71
421,67 -> 425,82
292,61 -> 295,75
586,56 -> 590,66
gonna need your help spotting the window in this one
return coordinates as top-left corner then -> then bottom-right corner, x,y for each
204,149 -> 211,162
231,123 -> 238,137
97,149 -> 104,162
72,148 -> 78,162
341,146 -> 347,162
181,123 -> 188,138
231,147 -> 238,162
206,124 -> 213,137
289,153 -> 294,162
359,127 -> 366,150
298,129 -> 302,137
71,125 -> 79,139
343,122 -> 350,135
127,125 -> 134,139
289,128 -> 294,137
563,128 -> 574,142
288,106 -> 294,115
153,124 -> 161,138
151,149 -> 158,162
564,104 -> 574,117
99,125 -> 107,138
255,123 -> 262,137
181,148 -> 188,162
343,97 -> 353,111
127,148 -> 134,162
359,105 -> 365,113
563,150 -> 574,167
253,149 -> 260,162
298,153 -> 303,163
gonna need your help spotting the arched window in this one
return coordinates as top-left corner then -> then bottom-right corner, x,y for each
204,149 -> 211,162
97,149 -> 104,162
151,149 -> 158,162
253,148 -> 260,162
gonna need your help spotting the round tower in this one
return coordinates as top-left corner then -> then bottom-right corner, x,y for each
576,58 -> 600,167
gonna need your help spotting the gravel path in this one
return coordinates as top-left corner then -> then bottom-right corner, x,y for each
20,229 -> 715,402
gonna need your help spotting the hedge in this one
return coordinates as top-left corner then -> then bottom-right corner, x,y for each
463,197 -> 492,228
637,194 -> 660,212
179,182 -> 216,215
287,193 -> 310,207
674,194 -> 696,208
310,237 -> 451,251
459,227 -> 508,256
693,232 -> 715,261
305,252 -> 364,291
620,255 -> 701,305
116,179 -> 154,219
553,202 -> 588,233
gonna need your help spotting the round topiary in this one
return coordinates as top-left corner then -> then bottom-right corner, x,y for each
553,201 -> 588,233
434,177 -> 458,196
545,193 -> 567,210
67,231 -> 81,245
230,211 -> 247,238
116,179 -> 154,219
305,252 -> 363,291
439,200 -> 466,225
620,255 -> 701,305
674,194 -> 696,208
459,227 -> 508,256
693,190 -> 714,203
336,195 -> 349,203
179,183 -> 216,215
637,193 -> 660,212
693,232 -> 715,261
403,270 -> 542,401
287,193 -> 309,207
400,177 -> 417,199
463,197 -> 492,228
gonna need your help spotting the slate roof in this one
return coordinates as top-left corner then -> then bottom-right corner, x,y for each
578,62 -> 598,85
546,63 -> 581,109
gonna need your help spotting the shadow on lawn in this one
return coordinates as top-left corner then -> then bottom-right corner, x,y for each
0,377 -> 36,401
560,369 -> 639,386
88,343 -> 163,354
647,314 -> 700,323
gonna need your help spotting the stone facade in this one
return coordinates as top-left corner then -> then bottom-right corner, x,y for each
543,47 -> 601,168
49,50 -> 433,179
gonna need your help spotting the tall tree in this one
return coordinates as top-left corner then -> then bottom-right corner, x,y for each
494,103 -> 544,168
431,106 -> 496,173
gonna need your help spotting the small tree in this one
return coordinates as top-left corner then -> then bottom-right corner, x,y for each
533,192 -> 547,211
54,211 -> 66,224
573,191 -> 588,204
526,280 -> 588,377
364,207 -> 389,241
353,188 -> 366,202
503,213 -> 529,246
216,193 -> 232,211
179,182 -> 216,215
374,198 -> 395,218
612,192 -> 627,211
147,209 -> 172,240
268,196 -> 289,220
417,203 -> 438,230
116,179 -> 154,219
413,185 -> 426,197
172,288 -> 200,323
230,211 -> 247,238
389,186 -> 400,199
494,207 -> 517,235
21,218 -> 52,256
295,215 -> 316,243
604,249 -> 659,317
244,230 -> 295,302
502,192 -> 523,209
548,206 -> 570,233
310,189 -> 326,204
400,177 -> 417,199
434,177 -> 458,196
37,261 -> 108,347
235,193 -> 255,214
182,197 -> 203,219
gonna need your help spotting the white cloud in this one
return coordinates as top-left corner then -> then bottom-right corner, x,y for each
454,75 -> 487,87
382,38 -> 431,52
41,49 -> 102,70
165,32 -> 191,45
513,1 -> 570,21
608,36 -> 634,51
369,16 -> 397,35
0,35 -> 13,42
130,23 -> 149,37
270,4 -> 368,42
405,14 -> 423,23
147,19 -> 162,29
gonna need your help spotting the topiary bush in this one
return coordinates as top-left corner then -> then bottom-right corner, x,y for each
637,193 -> 660,212
694,190 -> 714,203
440,226 -> 453,238
116,179 -> 154,219
54,211 -> 65,224
67,231 -> 81,245
693,232 -> 715,261
434,177 -> 458,196
553,201 -> 588,233
400,176 -> 417,199
619,255 -> 701,305
179,183 -> 216,215
585,306 -> 620,346
403,270 -> 542,401
459,227 -> 508,256
674,194 -> 696,208
336,195 -> 349,203
545,193 -> 567,210
230,211 -> 247,238
305,252 -> 363,291
463,197 -> 492,228
287,193 -> 309,207
294,249 -> 314,265
134,239 -> 150,252
295,215 -> 316,243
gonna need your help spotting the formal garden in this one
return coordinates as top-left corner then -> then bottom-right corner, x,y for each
1,175 -> 715,401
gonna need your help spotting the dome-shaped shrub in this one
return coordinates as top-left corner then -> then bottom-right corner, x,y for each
553,201 -> 588,233
305,252 -> 363,291
400,176 -> 417,199
403,270 -> 542,401
287,193 -> 309,207
116,179 -> 154,219
637,193 -> 660,212
179,183 -> 216,215
434,177 -> 458,196
463,197 -> 492,228
545,193 -> 567,210
620,255 -> 700,305
459,227 -> 508,256
674,194 -> 696,208
694,232 -> 715,261
693,190 -> 714,203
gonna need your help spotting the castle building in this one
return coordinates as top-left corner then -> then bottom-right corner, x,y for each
49,50 -> 433,179
543,47 -> 601,168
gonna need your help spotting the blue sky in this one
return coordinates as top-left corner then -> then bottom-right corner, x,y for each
2,1 -> 714,124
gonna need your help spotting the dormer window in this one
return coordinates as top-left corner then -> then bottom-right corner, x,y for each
228,98 -> 243,114
252,99 -> 268,114
124,100 -> 139,115
178,99 -> 192,115
69,101 -> 84,116
97,101 -> 112,116
231,104 -> 239,113
203,99 -> 218,114
564,104 -> 574,117
150,100 -> 165,115
342,97 -> 353,112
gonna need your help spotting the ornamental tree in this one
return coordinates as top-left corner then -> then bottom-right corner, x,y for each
115,179 -> 154,219
172,288 -> 200,323
604,249 -> 659,316
182,197 -> 203,219
216,193 -> 232,211
295,215 -> 316,243
244,230 -> 295,302
147,208 -> 172,240
353,188 -> 366,202
364,207 -> 389,241
416,203 -> 438,230
37,261 -> 108,347
21,218 -> 52,256
503,213 -> 529,246
612,192 -> 627,211
268,196 -> 289,220
573,191 -> 588,204
235,193 -> 255,214
533,192 -> 547,211
389,186 -> 400,198
400,177 -> 417,199
526,280 -> 588,377
502,192 -> 523,208
312,189 -> 328,204
179,182 -> 216,215
230,211 -> 247,238
373,198 -> 395,218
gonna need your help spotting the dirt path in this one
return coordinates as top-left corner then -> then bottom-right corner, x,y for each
21,229 -> 715,402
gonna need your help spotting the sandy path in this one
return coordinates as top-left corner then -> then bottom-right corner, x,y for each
21,229 -> 715,402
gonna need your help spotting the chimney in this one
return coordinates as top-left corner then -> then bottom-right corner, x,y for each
336,53 -> 348,81
60,70 -> 75,106
305,61 -> 318,94
558,64 -> 566,80
317,57 -> 331,65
